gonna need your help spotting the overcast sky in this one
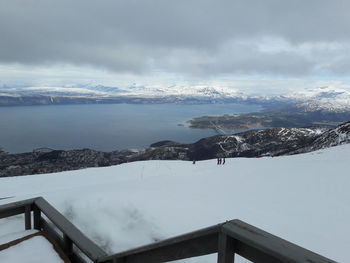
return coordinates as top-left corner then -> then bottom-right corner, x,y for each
1,0 -> 350,93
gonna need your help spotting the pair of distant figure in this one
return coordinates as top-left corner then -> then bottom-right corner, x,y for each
192,158 -> 226,165
217,157 -> 225,165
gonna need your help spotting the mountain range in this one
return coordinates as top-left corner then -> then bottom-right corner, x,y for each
1,84 -> 350,112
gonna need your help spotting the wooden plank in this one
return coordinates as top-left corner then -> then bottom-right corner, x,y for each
34,197 -> 107,261
63,234 -> 73,256
33,206 -> 41,230
217,232 -> 235,263
0,232 -> 42,252
124,233 -> 218,263
41,218 -> 65,248
41,218 -> 86,263
0,206 -> 25,219
222,220 -> 337,263
98,224 -> 221,263
232,241 -> 284,263
70,252 -> 87,263
24,205 -> 32,230
0,198 -> 36,219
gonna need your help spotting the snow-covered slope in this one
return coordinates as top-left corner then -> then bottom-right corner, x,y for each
0,145 -> 349,262
282,86 -> 350,112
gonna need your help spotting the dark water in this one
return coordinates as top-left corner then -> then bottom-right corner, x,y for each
0,103 -> 261,153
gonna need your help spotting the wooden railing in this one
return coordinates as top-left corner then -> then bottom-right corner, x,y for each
0,197 -> 337,263
0,197 -> 106,262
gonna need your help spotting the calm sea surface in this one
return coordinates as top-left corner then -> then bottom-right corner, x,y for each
0,103 -> 261,153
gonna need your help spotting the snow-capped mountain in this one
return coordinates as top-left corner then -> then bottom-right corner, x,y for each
187,127 -> 326,160
1,84 -> 350,112
313,121 -> 350,147
0,84 -> 245,98
290,121 -> 350,154
189,121 -> 350,160
0,84 -> 253,106
281,86 -> 350,112
0,85 -> 126,97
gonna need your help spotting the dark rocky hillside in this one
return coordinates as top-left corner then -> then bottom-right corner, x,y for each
186,127 -> 322,160
289,121 -> 350,154
1,122 -> 350,177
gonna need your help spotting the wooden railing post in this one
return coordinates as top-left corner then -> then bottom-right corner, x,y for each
33,206 -> 41,230
217,232 -> 235,263
63,234 -> 73,256
24,205 -> 32,230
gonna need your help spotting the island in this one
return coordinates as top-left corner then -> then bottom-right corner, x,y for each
187,109 -> 350,131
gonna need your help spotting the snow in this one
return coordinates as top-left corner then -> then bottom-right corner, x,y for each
0,235 -> 64,263
1,144 -> 350,262
0,230 -> 38,245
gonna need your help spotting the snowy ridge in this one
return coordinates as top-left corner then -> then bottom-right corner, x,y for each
0,84 -> 246,99
281,86 -> 350,112
310,121 -> 350,147
213,123 -> 350,157
190,126 -> 329,160
2,84 -> 350,111
291,121 -> 350,154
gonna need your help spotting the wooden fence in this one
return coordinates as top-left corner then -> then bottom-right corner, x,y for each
0,197 -> 337,263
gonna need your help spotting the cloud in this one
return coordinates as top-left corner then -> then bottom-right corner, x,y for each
1,0 -> 350,77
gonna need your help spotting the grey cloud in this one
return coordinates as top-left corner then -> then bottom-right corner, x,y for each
153,39 -> 339,76
1,0 -> 350,76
